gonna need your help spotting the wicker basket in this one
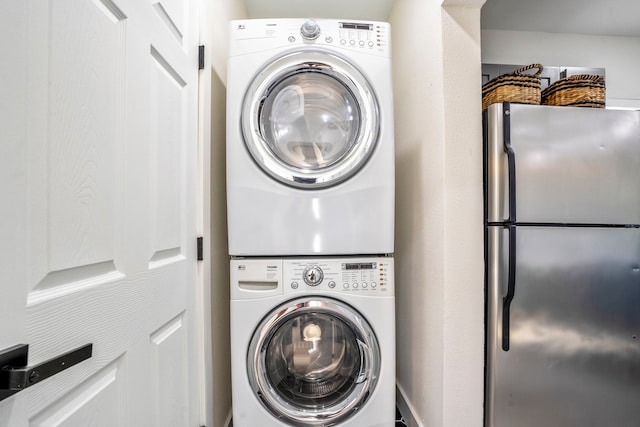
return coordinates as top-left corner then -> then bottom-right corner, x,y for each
482,64 -> 543,110
541,74 -> 605,108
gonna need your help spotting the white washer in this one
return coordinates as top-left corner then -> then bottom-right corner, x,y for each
226,19 -> 395,256
230,257 -> 395,426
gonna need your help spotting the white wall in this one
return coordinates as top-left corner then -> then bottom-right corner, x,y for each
481,29 -> 640,108
390,0 -> 485,426
441,5 -> 485,424
244,0 -> 394,21
390,2 -> 446,423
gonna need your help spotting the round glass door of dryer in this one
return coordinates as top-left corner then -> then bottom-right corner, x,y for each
247,297 -> 380,425
241,50 -> 379,189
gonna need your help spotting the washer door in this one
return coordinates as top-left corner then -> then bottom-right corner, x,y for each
241,50 -> 379,189
248,297 -> 381,425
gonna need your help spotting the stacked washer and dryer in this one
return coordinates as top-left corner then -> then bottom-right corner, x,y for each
226,18 -> 396,427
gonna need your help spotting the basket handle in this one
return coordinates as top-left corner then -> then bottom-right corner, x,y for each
512,64 -> 543,77
569,74 -> 605,83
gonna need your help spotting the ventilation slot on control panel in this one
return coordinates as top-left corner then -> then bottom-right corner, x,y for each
239,281 -> 279,291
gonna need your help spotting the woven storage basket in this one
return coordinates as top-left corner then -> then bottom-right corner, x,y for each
542,74 -> 605,108
482,64 -> 543,110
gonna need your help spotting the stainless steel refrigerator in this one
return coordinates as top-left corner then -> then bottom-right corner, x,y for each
483,103 -> 640,427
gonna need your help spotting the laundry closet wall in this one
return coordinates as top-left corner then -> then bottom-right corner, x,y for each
204,0 -> 486,426
390,0 -> 484,425
203,1 -> 248,426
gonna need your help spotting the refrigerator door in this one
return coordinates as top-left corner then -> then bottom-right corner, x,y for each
486,225 -> 640,427
485,103 -> 640,225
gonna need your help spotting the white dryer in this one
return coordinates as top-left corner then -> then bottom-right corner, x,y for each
230,257 -> 395,426
226,18 -> 395,256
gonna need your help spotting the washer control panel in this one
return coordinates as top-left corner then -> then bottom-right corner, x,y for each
230,19 -> 391,57
284,257 -> 394,296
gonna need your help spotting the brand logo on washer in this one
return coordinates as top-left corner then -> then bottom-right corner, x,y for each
237,265 -> 246,271
237,24 -> 245,30
266,265 -> 278,271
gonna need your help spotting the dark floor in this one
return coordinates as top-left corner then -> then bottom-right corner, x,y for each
395,407 -> 408,426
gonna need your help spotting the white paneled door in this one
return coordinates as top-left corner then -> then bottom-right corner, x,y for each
1,0 -> 200,426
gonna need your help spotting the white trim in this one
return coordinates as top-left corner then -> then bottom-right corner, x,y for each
197,0 -> 214,426
396,383 -> 425,427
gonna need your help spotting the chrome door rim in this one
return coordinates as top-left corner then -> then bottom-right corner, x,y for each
247,297 -> 381,425
241,50 -> 380,189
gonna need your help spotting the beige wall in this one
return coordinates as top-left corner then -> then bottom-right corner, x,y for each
202,1 -> 247,426
441,5 -> 484,424
209,70 -> 232,427
390,0 -> 484,425
210,0 -> 248,84
390,1 -> 446,424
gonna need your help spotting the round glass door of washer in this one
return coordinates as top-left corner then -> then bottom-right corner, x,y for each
241,50 -> 379,189
247,297 -> 381,425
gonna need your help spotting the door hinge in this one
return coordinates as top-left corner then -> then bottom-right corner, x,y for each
198,45 -> 205,70
197,236 -> 203,261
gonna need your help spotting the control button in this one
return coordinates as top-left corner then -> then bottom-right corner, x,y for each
340,39 -> 346,45
368,41 -> 374,47
325,36 -> 333,43
349,40 -> 356,46
303,266 -> 324,286
328,281 -> 336,289
343,283 -> 349,289
362,282 -> 368,288
359,40 -> 365,46
352,282 -> 359,289
288,36 -> 296,43
300,20 -> 321,40
291,282 -> 299,289
371,282 -> 377,288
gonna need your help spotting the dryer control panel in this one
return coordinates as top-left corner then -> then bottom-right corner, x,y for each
229,18 -> 391,57
284,257 -> 394,296
231,257 -> 394,300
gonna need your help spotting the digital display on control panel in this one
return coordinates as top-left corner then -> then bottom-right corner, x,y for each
339,22 -> 373,31
343,262 -> 377,270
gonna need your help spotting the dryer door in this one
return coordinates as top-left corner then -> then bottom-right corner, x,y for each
241,50 -> 379,189
248,297 -> 381,425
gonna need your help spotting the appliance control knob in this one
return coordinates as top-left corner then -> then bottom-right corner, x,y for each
303,265 -> 324,286
300,20 -> 321,40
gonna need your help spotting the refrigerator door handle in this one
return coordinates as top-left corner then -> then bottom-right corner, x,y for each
503,103 -> 517,223
502,224 -> 516,351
